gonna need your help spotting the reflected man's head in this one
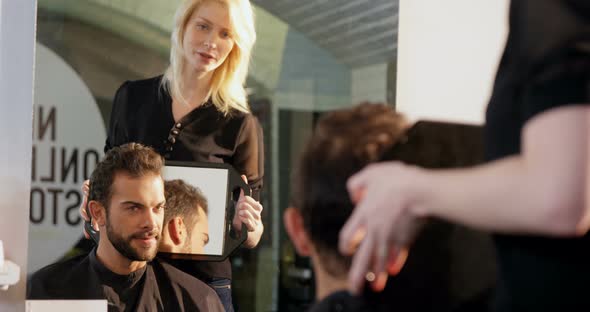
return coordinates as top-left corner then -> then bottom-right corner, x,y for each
284,103 -> 408,278
87,143 -> 165,263
160,179 -> 209,254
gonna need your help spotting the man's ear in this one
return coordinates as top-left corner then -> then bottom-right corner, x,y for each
88,200 -> 106,227
283,207 -> 312,256
167,217 -> 186,246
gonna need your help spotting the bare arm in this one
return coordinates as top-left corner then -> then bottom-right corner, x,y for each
233,175 -> 264,249
243,205 -> 264,248
234,193 -> 264,248
415,105 -> 590,235
233,116 -> 265,248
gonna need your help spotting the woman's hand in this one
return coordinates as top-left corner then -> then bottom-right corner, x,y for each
79,179 -> 99,239
232,175 -> 264,248
339,162 -> 425,295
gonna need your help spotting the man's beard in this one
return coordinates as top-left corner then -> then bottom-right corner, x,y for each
181,231 -> 192,254
106,221 -> 160,261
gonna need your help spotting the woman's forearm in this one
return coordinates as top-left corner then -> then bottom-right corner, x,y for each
417,107 -> 589,236
244,223 -> 263,248
416,157 -> 580,235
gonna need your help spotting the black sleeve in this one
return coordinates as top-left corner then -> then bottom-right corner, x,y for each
233,114 -> 264,201
27,274 -> 44,299
522,47 -> 590,120
105,81 -> 131,153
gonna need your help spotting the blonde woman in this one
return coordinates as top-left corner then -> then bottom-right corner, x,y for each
82,0 -> 263,310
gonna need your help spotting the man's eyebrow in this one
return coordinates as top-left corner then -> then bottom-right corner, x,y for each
120,201 -> 144,207
119,200 -> 166,208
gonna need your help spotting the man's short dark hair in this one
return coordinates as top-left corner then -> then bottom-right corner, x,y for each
164,179 -> 209,237
291,103 -> 408,276
88,143 -> 164,210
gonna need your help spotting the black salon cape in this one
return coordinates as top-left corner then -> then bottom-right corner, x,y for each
27,250 -> 224,312
485,0 -> 590,311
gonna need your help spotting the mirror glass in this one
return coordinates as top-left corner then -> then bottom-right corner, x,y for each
161,165 -> 229,257
82,162 -> 246,260
28,0 -> 399,310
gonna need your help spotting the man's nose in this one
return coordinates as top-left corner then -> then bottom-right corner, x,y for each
140,209 -> 159,231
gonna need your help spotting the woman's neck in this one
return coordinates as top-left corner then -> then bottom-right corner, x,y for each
179,69 -> 214,109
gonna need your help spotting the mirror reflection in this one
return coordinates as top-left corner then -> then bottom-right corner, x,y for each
160,179 -> 212,255
161,166 -> 231,257
28,143 -> 225,311
28,0 -> 401,311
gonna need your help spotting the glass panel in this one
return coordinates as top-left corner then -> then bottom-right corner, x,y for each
28,1 -> 399,311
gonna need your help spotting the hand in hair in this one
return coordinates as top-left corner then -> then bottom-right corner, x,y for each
339,162 -> 425,295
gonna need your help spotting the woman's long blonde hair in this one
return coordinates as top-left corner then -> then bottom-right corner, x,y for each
162,0 -> 256,115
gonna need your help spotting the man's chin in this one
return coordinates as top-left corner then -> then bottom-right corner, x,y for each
130,248 -> 158,261
129,240 -> 160,261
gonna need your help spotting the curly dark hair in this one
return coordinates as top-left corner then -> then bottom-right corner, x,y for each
88,143 -> 164,211
291,103 -> 408,276
163,179 -> 208,237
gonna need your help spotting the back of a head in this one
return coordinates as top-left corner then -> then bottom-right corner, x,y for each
294,105 -> 483,311
164,179 -> 209,232
89,143 -> 164,209
292,103 -> 408,276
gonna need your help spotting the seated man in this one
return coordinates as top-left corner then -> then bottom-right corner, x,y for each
28,143 -> 223,311
284,103 -> 460,312
160,179 -> 210,254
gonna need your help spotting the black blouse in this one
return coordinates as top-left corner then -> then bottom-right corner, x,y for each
485,1 -> 590,311
105,75 -> 264,280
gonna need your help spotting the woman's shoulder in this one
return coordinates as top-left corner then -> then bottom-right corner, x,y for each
224,107 -> 258,122
113,75 -> 168,110
225,110 -> 263,143
120,75 -> 165,93
221,109 -> 260,131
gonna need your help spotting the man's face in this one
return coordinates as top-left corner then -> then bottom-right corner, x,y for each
105,172 -> 166,261
188,205 -> 209,254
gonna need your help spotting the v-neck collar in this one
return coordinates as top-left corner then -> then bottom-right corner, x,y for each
162,85 -> 216,126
